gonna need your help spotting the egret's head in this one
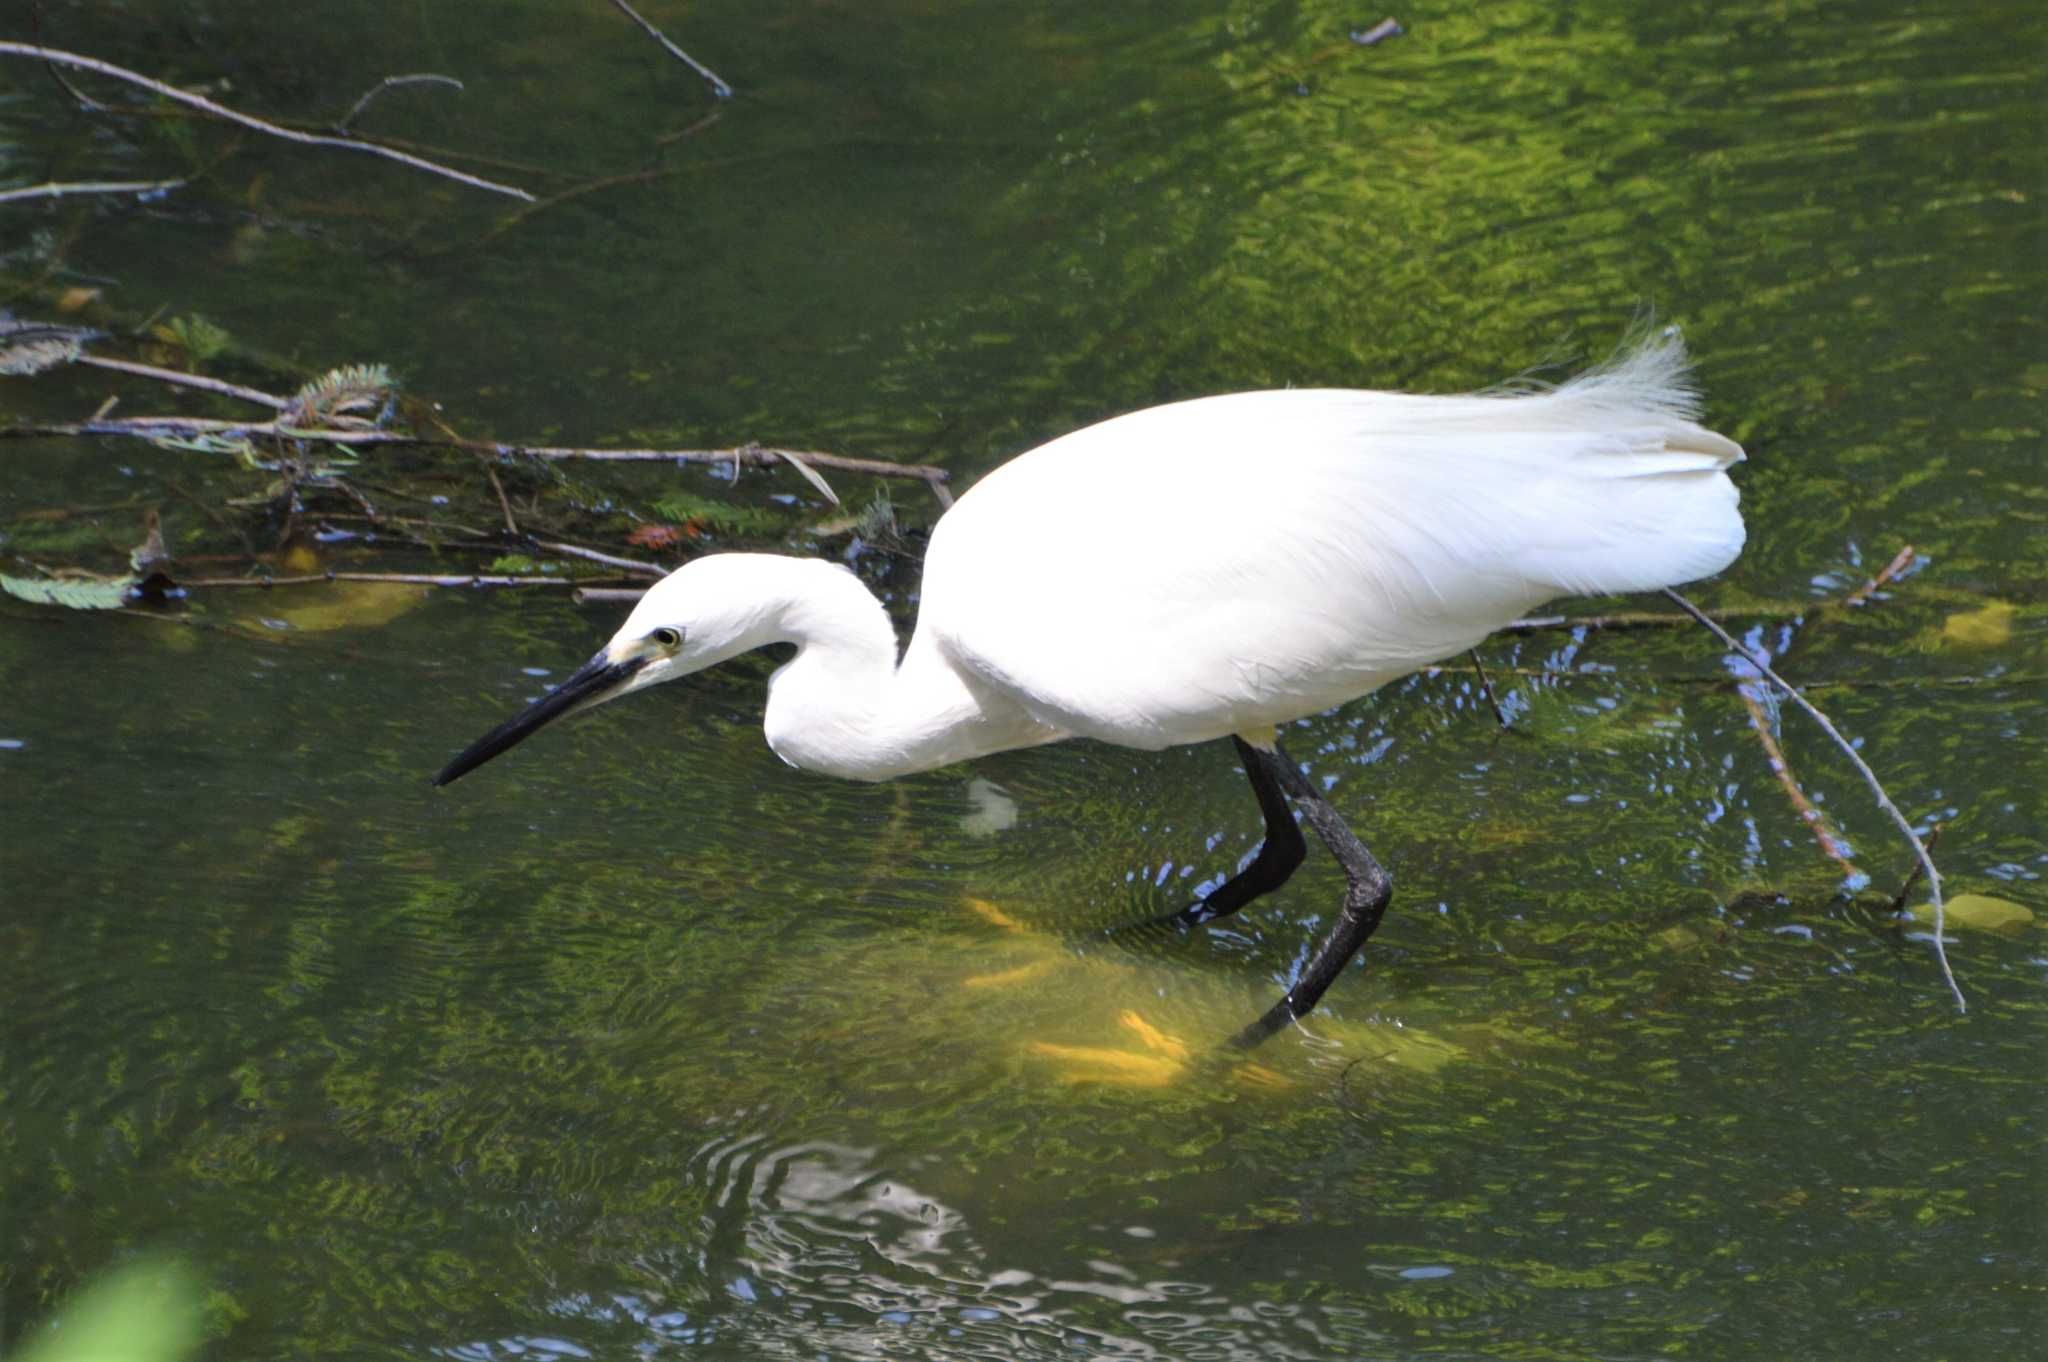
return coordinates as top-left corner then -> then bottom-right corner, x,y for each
432,558 -> 780,787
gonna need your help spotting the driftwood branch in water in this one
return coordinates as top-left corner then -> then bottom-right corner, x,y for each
175,571 -> 613,590
1,414 -> 955,502
1663,586 -> 1962,1014
0,42 -> 535,201
501,439 -> 954,506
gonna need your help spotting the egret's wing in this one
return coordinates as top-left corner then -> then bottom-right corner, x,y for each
920,338 -> 1743,747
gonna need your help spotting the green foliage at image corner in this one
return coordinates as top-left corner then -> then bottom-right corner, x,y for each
10,1259 -> 204,1362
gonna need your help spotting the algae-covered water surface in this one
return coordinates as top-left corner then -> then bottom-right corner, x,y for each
3,1 -> 2043,1357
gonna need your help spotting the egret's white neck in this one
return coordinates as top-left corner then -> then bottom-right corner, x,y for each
732,557 -> 1056,781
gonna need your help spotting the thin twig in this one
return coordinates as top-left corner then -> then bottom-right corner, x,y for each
1663,586 -> 1961,1013
165,479 -> 256,557
0,415 -> 955,492
573,586 -> 648,605
497,439 -> 948,486
3,415 -> 947,483
175,571 -> 602,589
1420,663 -> 2041,692
655,106 -> 724,149
0,178 -> 185,205
314,511 -> 495,539
1887,823 -> 1943,915
0,42 -> 535,201
75,354 -> 288,408
531,539 -> 667,577
481,459 -> 520,535
1844,544 -> 1916,609
1737,687 -> 1860,876
608,0 -> 733,98
33,3 -> 102,112
1504,605 -> 1803,631
334,73 -> 464,134
326,477 -> 381,521
1466,648 -> 1510,728
483,164 -> 678,237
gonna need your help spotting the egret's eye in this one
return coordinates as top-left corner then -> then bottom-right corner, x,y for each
649,626 -> 683,650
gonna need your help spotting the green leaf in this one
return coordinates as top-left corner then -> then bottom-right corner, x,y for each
0,573 -> 136,610
150,315 -> 233,365
649,491 -> 791,536
13,1258 -> 204,1362
285,363 -> 396,427
1908,893 -> 2034,934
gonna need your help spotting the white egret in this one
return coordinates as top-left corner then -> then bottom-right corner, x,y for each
436,331 -> 1744,1048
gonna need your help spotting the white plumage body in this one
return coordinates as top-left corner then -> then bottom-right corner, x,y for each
917,339 -> 1742,758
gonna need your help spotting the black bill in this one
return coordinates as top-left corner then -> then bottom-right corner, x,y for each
433,650 -> 646,786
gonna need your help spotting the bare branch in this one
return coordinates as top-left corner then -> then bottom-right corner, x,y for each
0,42 -> 535,201
608,0 -> 733,99
1844,544 -> 1916,609
1465,648 -> 1510,729
1504,605 -> 1803,631
655,106 -> 724,149
1737,687 -> 1860,876
573,586 -> 648,605
0,178 -> 185,205
176,571 -> 600,589
0,416 -> 952,493
1663,586 -> 1962,1013
531,539 -> 668,577
484,164 -> 678,237
481,459 -> 520,536
502,439 -> 949,487
335,73 -> 464,134
1887,823 -> 1943,915
75,355 -> 288,409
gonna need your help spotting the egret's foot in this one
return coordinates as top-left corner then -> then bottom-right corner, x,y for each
1028,1010 -> 1289,1089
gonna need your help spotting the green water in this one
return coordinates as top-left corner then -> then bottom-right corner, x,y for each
3,1 -> 2043,1358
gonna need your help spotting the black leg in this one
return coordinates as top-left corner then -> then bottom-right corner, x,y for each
1227,736 -> 1394,1050
1153,735 -> 1307,930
